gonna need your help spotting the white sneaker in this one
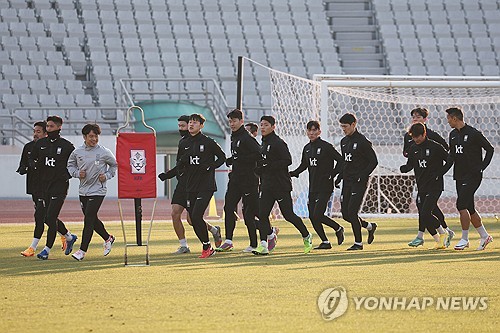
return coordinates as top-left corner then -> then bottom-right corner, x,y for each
242,246 -> 255,253
72,249 -> 85,261
103,235 -> 115,256
454,238 -> 470,250
477,235 -> 493,251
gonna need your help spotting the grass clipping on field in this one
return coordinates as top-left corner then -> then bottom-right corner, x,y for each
0,218 -> 499,333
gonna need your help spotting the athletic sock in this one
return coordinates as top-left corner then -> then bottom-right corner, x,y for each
354,241 -> 363,246
437,226 -> 446,234
209,226 -> 217,235
432,234 -> 440,242
202,241 -> 211,250
179,239 -> 188,248
260,240 -> 268,248
417,231 -> 424,239
446,227 -> 453,233
266,232 -> 275,240
365,222 -> 373,230
322,241 -> 331,244
476,225 -> 488,239
43,246 -> 51,253
30,238 -> 40,249
64,232 -> 73,241
461,229 -> 469,241
224,239 -> 233,245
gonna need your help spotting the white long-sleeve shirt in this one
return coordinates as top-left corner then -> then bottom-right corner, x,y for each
67,143 -> 117,196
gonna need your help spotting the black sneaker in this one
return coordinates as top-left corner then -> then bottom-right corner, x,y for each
314,242 -> 332,250
346,244 -> 363,251
367,223 -> 377,244
335,226 -> 345,245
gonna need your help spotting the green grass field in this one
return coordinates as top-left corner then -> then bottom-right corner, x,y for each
1,218 -> 498,333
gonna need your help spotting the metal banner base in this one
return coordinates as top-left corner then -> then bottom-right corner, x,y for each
118,198 -> 157,266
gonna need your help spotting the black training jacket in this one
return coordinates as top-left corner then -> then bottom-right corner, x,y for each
16,140 -> 37,195
443,124 -> 494,180
290,137 -> 343,193
177,132 -> 226,193
227,125 -> 261,186
403,125 -> 449,157
30,135 -> 75,195
257,131 -> 293,192
400,138 -> 448,193
340,130 -> 378,184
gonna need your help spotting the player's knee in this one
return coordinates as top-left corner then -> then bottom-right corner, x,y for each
311,212 -> 323,224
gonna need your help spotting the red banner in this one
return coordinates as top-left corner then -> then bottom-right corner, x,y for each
116,132 -> 157,199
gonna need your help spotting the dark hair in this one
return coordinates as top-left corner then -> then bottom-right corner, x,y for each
178,115 -> 190,123
445,107 -> 464,121
410,107 -> 429,119
409,122 -> 426,137
227,108 -> 243,120
82,123 -> 101,135
245,122 -> 258,133
339,113 -> 357,125
189,113 -> 206,124
34,121 -> 47,132
46,115 -> 63,126
306,120 -> 320,130
260,115 -> 276,126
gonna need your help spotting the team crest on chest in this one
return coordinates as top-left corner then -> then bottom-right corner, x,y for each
425,149 -> 430,156
57,147 -> 62,154
199,144 -> 204,152
353,143 -> 357,150
464,135 -> 468,142
236,140 -> 241,147
267,145 -> 271,152
316,147 -> 321,154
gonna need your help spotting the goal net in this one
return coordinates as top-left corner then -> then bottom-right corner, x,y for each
243,58 -> 500,218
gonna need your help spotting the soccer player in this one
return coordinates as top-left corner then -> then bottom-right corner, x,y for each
217,109 -> 260,252
158,115 -> 222,254
442,107 -> 494,250
400,123 -> 450,249
245,122 -> 259,138
289,120 -> 345,249
30,116 -> 78,260
254,115 -> 312,255
67,124 -> 117,261
337,113 -> 378,250
177,113 -> 226,258
17,121 -> 66,256
402,107 -> 454,245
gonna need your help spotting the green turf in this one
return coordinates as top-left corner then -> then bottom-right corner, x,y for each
0,218 -> 498,333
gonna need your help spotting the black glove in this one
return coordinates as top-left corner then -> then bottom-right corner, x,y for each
158,173 -> 168,181
225,157 -> 233,167
289,170 -> 299,178
400,164 -> 411,173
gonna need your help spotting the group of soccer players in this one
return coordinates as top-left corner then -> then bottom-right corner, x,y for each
17,116 -> 117,261
160,106 -> 494,258
18,106 -> 494,261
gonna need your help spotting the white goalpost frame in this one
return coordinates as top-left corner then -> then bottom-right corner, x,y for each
316,75 -> 500,218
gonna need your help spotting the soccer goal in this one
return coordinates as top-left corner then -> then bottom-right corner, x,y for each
239,57 -> 500,218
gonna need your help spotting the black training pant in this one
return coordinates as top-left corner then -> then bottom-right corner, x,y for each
308,192 -> 341,242
32,194 -> 66,239
341,181 -> 369,243
44,194 -> 69,248
416,191 -> 441,236
186,191 -> 213,246
223,181 -> 258,247
259,190 -> 309,238
455,177 -> 482,214
79,195 -> 109,252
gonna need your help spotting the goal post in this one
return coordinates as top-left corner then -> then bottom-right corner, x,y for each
239,57 -> 500,218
